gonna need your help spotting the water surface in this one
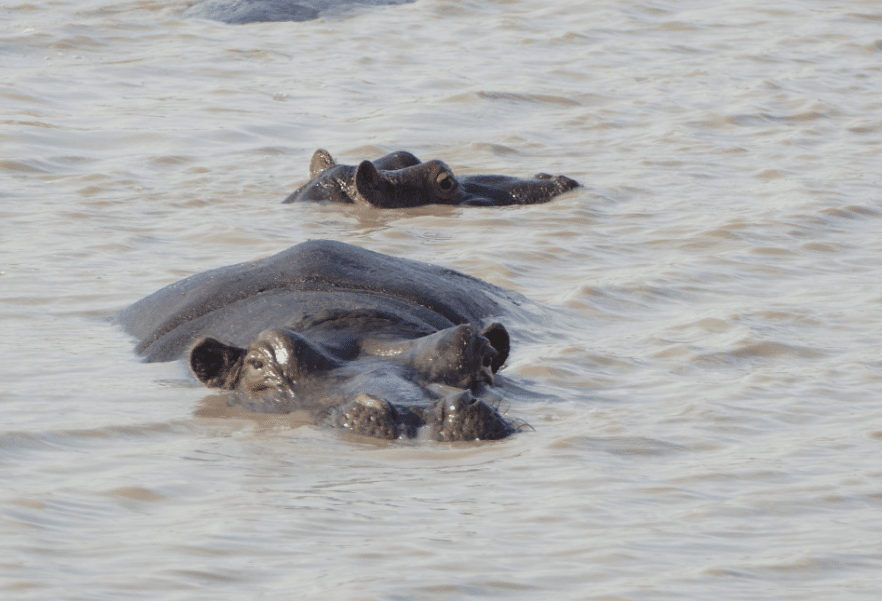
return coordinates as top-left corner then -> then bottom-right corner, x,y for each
2,0 -> 881,598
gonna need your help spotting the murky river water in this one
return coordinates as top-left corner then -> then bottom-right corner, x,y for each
2,0 -> 882,598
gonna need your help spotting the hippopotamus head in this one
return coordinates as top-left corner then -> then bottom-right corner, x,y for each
118,240 -> 533,443
283,148 -> 580,207
188,321 -> 514,441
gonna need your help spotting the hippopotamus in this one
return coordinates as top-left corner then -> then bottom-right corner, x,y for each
183,0 -> 415,24
118,240 -> 529,441
282,149 -> 580,207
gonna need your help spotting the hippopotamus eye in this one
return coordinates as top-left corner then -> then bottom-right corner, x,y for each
436,172 -> 454,191
248,358 -> 264,370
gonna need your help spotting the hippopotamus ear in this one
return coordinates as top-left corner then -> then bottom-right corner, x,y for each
353,160 -> 388,207
309,149 -> 336,179
481,323 -> 510,372
189,337 -> 245,390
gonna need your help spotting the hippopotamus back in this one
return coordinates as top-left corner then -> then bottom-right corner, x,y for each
183,0 -> 416,25
119,240 -> 523,363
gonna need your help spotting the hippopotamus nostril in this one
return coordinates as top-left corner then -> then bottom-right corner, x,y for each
330,393 -> 401,440
430,392 -> 514,441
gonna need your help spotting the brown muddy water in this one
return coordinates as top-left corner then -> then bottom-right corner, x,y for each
2,0 -> 881,599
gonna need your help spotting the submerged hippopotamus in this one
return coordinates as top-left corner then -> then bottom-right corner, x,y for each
184,0 -> 415,25
118,240 -> 530,441
283,149 -> 580,207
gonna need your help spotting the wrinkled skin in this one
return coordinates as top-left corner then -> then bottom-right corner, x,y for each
118,240 -> 529,441
183,0 -> 416,25
283,148 -> 580,207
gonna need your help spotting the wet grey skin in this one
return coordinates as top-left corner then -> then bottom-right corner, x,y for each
282,148 -> 581,207
183,0 -> 416,25
118,240 -> 528,442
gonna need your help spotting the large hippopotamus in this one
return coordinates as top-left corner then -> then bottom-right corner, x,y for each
118,240 -> 530,441
184,0 -> 415,24
283,149 -> 580,207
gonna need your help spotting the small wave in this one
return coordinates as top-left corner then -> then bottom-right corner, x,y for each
0,421 -> 194,461
697,341 -> 826,367
444,91 -> 582,107
820,205 -> 881,220
548,435 -> 690,457
0,159 -> 51,174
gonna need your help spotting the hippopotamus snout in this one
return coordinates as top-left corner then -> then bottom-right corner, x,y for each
330,389 -> 514,442
431,390 -> 514,442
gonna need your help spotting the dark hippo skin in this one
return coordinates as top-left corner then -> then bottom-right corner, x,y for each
117,240 -> 530,441
183,0 -> 415,24
282,148 -> 581,207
